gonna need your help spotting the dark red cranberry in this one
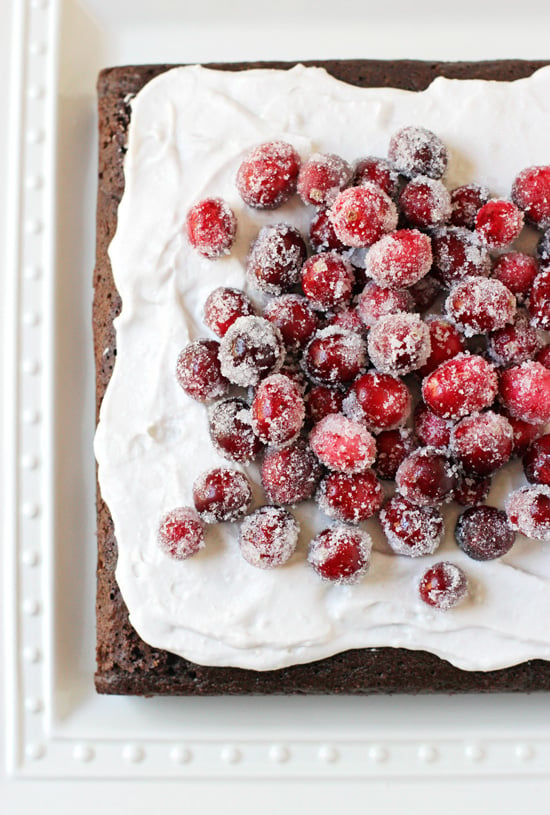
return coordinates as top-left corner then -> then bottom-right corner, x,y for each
236,140 -> 300,209
185,197 -> 237,258
301,251 -> 354,311
418,562 -> 468,610
450,411 -> 514,477
399,176 -> 451,229
537,230 -> 550,270
409,273 -> 441,312
309,208 -> 347,252
445,277 -> 516,336
209,398 -> 263,464
487,311 -> 541,367
374,428 -> 417,480
367,313 -> 431,376
305,385 -> 344,425
536,345 -> 550,369
455,505 -> 515,561
263,294 -> 319,352
528,269 -> 550,330
261,439 -> 322,505
309,413 -> 376,474
395,448 -> 458,507
414,402 -> 453,449
317,469 -> 383,523
365,228 -> 432,288
475,199 -> 524,248
357,281 -> 414,327
353,156 -> 401,198
499,408 -> 543,457
302,327 -> 368,387
251,374 -> 305,448
343,371 -> 411,433
523,434 -> 550,485
506,485 -> 550,541
388,126 -> 448,179
422,353 -> 498,419
219,316 -> 285,387
499,361 -> 550,424
247,224 -> 307,294
203,287 -> 255,337
307,526 -> 372,584
379,495 -> 444,556
329,184 -> 398,248
418,317 -> 465,378
157,507 -> 205,560
512,165 -> 550,229
239,506 -> 299,569
492,252 -> 539,302
175,339 -> 229,402
192,468 -> 252,523
454,475 -> 492,506
326,307 -> 364,333
450,184 -> 490,229
297,152 -> 352,206
431,226 -> 490,286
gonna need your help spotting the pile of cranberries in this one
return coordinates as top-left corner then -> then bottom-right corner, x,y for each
162,126 -> 550,612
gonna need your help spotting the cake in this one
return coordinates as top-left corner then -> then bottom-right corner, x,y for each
94,60 -> 550,695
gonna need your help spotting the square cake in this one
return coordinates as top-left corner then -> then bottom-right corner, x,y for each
94,60 -> 550,695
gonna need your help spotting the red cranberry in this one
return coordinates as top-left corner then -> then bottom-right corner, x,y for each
414,402 -> 453,449
247,223 -> 307,294
357,281 -> 414,327
409,273 -> 441,312
450,411 -> 513,477
297,152 -> 352,206
307,525 -> 372,584
499,408 -> 543,457
343,371 -> 411,433
388,126 -> 448,179
301,251 -> 354,312
499,361 -> 550,424
475,199 -> 524,249
445,277 -> 516,337
367,313 -> 431,376
251,374 -> 305,448
309,208 -> 347,252
302,327 -> 368,387
175,339 -> 229,402
418,317 -> 465,378
528,269 -> 550,329
264,294 -> 319,352
492,252 -> 539,302
365,229 -> 432,289
374,428 -> 417,480
329,184 -> 398,248
506,484 -> 550,541
353,156 -> 401,199
305,385 -> 344,425
185,197 -> 237,258
203,287 -> 255,337
239,506 -> 299,569
317,469 -> 383,523
455,505 -> 515,561
219,316 -> 285,387
379,495 -> 444,557
309,413 -> 376,474
454,475 -> 492,506
399,176 -> 451,229
236,140 -> 300,209
192,467 -> 252,523
431,226 -> 490,286
537,345 -> 550,369
523,434 -> 550,485
395,448 -> 458,507
418,562 -> 468,610
537,230 -> 550,270
450,184 -> 490,229
487,310 -> 541,367
512,165 -> 550,229
326,307 -> 364,333
261,439 -> 322,505
422,353 -> 498,419
209,398 -> 263,464
157,507 -> 205,560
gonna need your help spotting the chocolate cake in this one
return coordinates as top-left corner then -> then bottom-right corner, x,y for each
94,60 -> 550,695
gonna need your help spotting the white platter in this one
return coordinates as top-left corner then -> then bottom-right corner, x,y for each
4,0 -> 550,804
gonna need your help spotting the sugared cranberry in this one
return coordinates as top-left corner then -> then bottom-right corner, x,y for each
395,448 -> 458,507
450,184 -> 490,229
365,229 -> 432,289
431,226 -> 490,286
537,345 -> 550,369
307,525 -> 372,584
499,408 -> 543,457
251,374 -> 305,448
309,413 -> 376,474
261,439 -> 322,505
487,310 -> 541,367
264,294 -> 319,352
537,230 -> 550,270
247,223 -> 307,294
343,371 -> 411,433
297,152 -> 352,206
409,273 -> 441,312
308,208 -> 347,252
512,165 -> 550,229
450,411 -> 514,477
302,327 -> 368,387
357,281 -> 414,327
528,269 -> 550,330
414,402 -> 453,449
203,287 -> 255,337
192,467 -> 252,523
239,506 -> 299,569
305,385 -> 344,425
157,507 -> 205,560
326,307 -> 364,333
399,176 -> 451,229
492,252 -> 539,302
523,435 -> 550,485
301,251 -> 354,312
367,313 -> 431,376
418,562 -> 468,610
418,317 -> 465,378
219,316 -> 285,387
379,495 -> 444,557
209,397 -> 263,464
506,484 -> 550,541
454,474 -> 492,506
422,353 -> 498,419
388,126 -> 448,179
445,277 -> 516,337
455,505 -> 515,561
329,184 -> 398,248
374,428 -> 418,480
175,339 -> 229,402
317,469 -> 383,523
236,140 -> 300,209
185,197 -> 237,258
499,361 -> 550,424
475,199 -> 524,248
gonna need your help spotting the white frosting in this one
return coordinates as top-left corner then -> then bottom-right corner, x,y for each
94,64 -> 550,671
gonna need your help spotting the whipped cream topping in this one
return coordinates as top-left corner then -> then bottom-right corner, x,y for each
94,64 -> 550,671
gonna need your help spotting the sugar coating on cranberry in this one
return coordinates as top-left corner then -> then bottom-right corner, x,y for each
512,165 -> 550,229
327,307 -> 364,334
192,467 -> 252,523
422,353 -> 498,419
414,402 -> 453,450
264,294 -> 319,352
329,183 -> 398,248
523,434 -> 550,485
445,276 -> 516,337
219,315 -> 285,387
309,208 -> 347,253
409,273 -> 441,312
301,251 -> 354,312
379,495 -> 444,557
492,252 -> 539,303
175,339 -> 229,402
302,327 -> 368,387
209,397 -> 263,464
418,562 -> 468,610
367,313 -> 431,376
528,269 -> 550,330
388,126 -> 448,180
157,507 -> 205,560
203,287 -> 255,337
261,439 -> 322,505
357,281 -> 414,327
454,474 -> 492,507
418,317 -> 465,378
353,156 -> 401,199
343,371 -> 411,433
506,484 -> 550,541
239,506 -> 299,569
365,229 -> 432,289
297,152 -> 352,206
399,176 -> 452,229
450,411 -> 514,477
307,525 -> 372,584
309,413 -> 376,474
499,360 -> 550,424
185,197 -> 237,258
317,469 -> 383,523
450,184 -> 490,229
475,199 -> 524,249
455,505 -> 515,561
487,310 -> 542,367
236,140 -> 300,209
374,428 -> 418,480
395,447 -> 459,507
247,223 -> 307,295
251,373 -> 305,448
431,226 -> 491,287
